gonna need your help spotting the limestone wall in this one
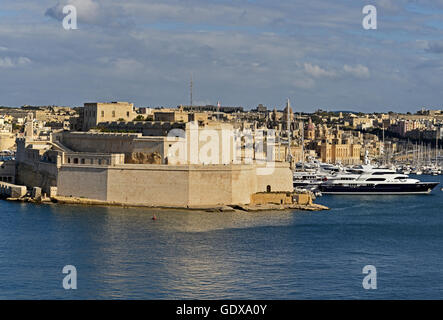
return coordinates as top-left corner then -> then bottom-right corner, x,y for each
56,163 -> 292,207
59,132 -> 168,164
15,162 -> 58,194
57,166 -> 108,200
0,181 -> 27,198
255,164 -> 293,193
250,192 -> 293,205
0,160 -> 15,183
106,165 -> 189,207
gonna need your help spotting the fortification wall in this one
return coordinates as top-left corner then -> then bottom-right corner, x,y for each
15,162 -> 57,194
230,166 -> 256,205
106,165 -> 189,207
255,165 -> 293,193
60,132 -> 142,153
59,132 -> 167,163
56,163 -> 292,207
187,166 -> 237,206
57,166 -> 108,200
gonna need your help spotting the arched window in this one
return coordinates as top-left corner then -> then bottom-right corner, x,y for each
266,185 -> 271,193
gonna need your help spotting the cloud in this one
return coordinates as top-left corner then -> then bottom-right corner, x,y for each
1,0 -> 442,111
304,63 -> 336,78
343,64 -> 370,79
45,0 -> 100,22
0,56 -> 31,68
303,63 -> 370,81
293,78 -> 316,89
45,0 -> 132,28
425,41 -> 443,54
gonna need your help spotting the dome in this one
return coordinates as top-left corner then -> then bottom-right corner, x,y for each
307,117 -> 315,130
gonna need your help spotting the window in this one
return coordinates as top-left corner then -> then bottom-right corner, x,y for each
266,185 -> 271,193
81,159 -> 85,164
101,111 -> 104,117
73,158 -> 78,164
127,111 -> 130,117
366,178 -> 385,181
112,111 -> 116,118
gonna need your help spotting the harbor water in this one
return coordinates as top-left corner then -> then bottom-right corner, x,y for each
0,175 -> 442,299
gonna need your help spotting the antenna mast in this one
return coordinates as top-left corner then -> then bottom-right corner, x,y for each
190,74 -> 193,107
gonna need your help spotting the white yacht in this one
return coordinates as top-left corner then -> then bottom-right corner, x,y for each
319,165 -> 439,195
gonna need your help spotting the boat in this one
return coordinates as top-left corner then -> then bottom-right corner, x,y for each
319,165 -> 439,195
293,170 -> 328,189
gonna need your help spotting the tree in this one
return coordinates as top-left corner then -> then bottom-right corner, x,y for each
133,115 -> 145,121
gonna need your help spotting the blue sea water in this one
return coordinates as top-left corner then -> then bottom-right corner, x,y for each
0,175 -> 442,300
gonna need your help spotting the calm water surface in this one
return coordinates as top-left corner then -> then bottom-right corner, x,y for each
0,175 -> 442,299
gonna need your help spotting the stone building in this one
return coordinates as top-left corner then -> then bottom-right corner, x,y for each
14,120 -> 293,207
82,102 -> 136,131
320,141 -> 361,165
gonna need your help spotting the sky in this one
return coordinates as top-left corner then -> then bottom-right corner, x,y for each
1,0 -> 443,112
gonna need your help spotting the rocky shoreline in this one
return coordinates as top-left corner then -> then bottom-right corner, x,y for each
4,195 -> 330,212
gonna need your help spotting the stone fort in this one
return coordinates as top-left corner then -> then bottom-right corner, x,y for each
15,119 -> 293,208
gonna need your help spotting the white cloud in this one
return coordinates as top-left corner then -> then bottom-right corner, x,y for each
45,0 -> 100,22
304,63 -> 336,78
45,0 -> 132,27
0,56 -> 31,68
343,64 -> 370,79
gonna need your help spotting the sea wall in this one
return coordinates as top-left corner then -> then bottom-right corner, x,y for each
15,162 -> 57,194
0,181 -> 27,198
57,163 -> 293,207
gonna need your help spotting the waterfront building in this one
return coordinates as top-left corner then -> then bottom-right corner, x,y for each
14,113 -> 293,207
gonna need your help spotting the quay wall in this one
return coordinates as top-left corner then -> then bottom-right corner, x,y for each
0,181 -> 27,198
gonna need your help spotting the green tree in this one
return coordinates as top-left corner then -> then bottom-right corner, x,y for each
133,115 -> 145,121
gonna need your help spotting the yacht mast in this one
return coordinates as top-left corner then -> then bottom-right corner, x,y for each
286,99 -> 292,166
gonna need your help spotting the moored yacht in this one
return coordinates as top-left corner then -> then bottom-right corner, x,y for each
319,165 -> 439,195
